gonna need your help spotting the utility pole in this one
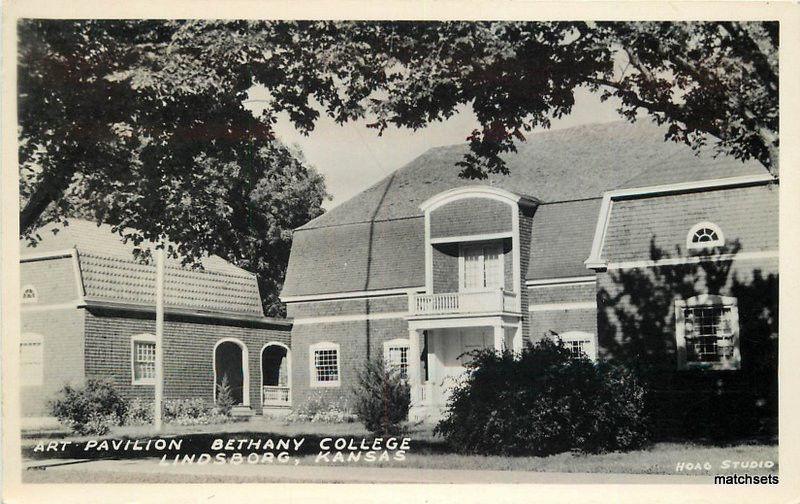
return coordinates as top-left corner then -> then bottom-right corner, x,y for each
154,244 -> 165,432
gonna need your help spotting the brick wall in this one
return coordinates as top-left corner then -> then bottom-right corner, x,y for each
525,281 -> 597,343
83,309 -> 291,414
286,296 -> 407,319
432,244 -> 459,293
518,207 -> 534,340
289,317 -> 409,408
430,198 -> 512,237
20,308 -> 86,416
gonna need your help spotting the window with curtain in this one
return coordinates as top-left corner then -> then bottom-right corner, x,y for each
461,242 -> 503,291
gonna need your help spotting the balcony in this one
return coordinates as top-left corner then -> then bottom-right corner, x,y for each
408,289 -> 518,318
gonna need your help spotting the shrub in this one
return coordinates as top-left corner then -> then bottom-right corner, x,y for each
287,391 -> 357,424
434,338 -> 649,456
352,357 -> 411,435
49,380 -> 127,435
215,375 -> 235,416
124,397 -> 154,426
164,398 -> 232,426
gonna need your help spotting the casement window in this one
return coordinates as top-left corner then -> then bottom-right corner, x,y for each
310,342 -> 340,387
383,338 -> 410,379
20,334 -> 44,386
559,331 -> 598,362
21,285 -> 38,304
131,334 -> 157,385
687,222 -> 725,250
460,242 -> 503,291
675,295 -> 740,370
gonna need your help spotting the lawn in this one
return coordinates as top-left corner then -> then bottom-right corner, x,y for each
21,417 -> 778,481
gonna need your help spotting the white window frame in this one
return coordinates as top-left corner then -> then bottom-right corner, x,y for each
20,333 -> 44,386
686,222 -> 725,250
131,334 -> 157,385
458,241 -> 505,292
558,331 -> 598,362
675,295 -> 740,371
21,285 -> 39,304
309,342 -> 341,388
383,338 -> 410,379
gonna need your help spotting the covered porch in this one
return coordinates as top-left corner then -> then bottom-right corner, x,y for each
406,308 -> 522,421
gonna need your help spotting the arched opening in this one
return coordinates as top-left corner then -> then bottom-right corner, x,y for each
261,343 -> 291,407
214,339 -> 249,406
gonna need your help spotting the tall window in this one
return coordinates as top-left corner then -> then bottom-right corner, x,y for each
460,242 -> 503,291
687,222 -> 725,250
675,295 -> 740,370
310,342 -> 340,387
383,339 -> 410,379
131,334 -> 156,385
20,334 -> 44,386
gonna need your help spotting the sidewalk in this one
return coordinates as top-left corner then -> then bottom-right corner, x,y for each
26,457 -> 710,484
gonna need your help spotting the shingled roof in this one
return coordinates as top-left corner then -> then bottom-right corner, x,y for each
21,220 -> 274,321
281,120 -> 767,298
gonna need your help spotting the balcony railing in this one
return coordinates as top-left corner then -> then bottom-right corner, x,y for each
262,386 -> 291,407
409,289 -> 518,317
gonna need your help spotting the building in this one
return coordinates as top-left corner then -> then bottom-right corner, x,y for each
19,220 -> 292,420
281,121 -> 779,432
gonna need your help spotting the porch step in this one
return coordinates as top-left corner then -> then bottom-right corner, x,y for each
231,405 -> 254,418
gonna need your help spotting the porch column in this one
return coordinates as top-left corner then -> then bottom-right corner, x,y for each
512,324 -> 523,354
408,328 -> 422,403
493,324 -> 504,352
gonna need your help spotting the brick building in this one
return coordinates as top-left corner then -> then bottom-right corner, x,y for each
20,220 -> 292,419
281,121 -> 779,432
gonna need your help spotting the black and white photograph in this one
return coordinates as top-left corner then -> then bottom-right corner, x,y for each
2,2 -> 799,502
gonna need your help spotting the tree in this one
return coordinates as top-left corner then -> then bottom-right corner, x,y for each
19,20 -> 327,315
19,21 -> 777,311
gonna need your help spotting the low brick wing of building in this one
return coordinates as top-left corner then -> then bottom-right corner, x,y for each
281,120 -> 778,436
20,219 -> 292,420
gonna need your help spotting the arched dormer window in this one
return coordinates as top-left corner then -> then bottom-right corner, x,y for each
21,285 -> 38,304
687,222 -> 725,250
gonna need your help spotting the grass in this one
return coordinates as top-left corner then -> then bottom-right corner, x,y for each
21,417 -> 778,481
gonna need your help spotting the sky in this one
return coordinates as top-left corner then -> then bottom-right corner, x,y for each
247,86 -> 625,211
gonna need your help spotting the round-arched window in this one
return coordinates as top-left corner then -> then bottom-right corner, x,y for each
687,222 -> 725,250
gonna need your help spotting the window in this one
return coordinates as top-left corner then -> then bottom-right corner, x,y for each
675,295 -> 740,370
21,285 -> 38,304
310,342 -> 340,387
460,242 -> 504,291
687,222 -> 725,250
20,334 -> 44,386
131,334 -> 156,385
559,331 -> 597,362
383,339 -> 410,379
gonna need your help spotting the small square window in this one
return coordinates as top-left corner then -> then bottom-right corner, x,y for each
310,343 -> 340,387
676,296 -> 740,370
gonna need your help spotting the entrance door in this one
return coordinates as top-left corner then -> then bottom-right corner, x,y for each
214,340 -> 246,405
435,327 -> 493,402
261,344 -> 291,407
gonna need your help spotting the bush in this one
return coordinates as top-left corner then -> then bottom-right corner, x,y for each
352,357 -> 411,435
164,398 -> 232,426
124,397 -> 154,426
215,375 -> 235,416
287,391 -> 358,424
49,380 -> 127,435
434,338 -> 649,456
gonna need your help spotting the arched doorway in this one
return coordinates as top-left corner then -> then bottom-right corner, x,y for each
261,343 -> 291,407
214,339 -> 249,406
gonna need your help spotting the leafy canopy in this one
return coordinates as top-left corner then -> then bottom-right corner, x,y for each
19,21 -> 777,312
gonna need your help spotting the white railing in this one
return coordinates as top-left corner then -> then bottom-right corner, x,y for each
409,289 -> 518,317
262,386 -> 291,406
